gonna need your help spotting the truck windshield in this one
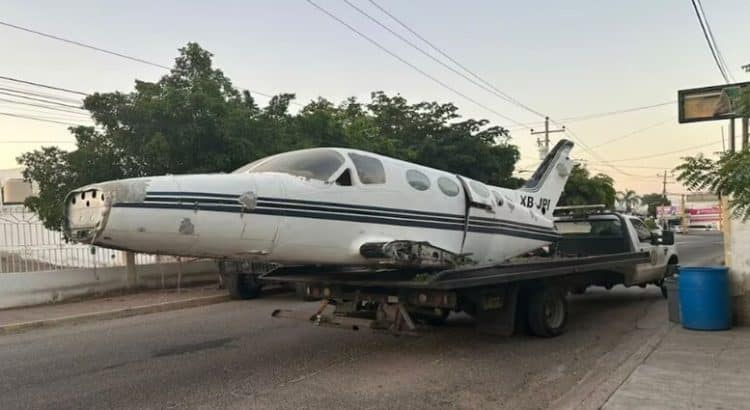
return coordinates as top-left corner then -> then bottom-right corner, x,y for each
556,219 -> 623,237
233,149 -> 345,181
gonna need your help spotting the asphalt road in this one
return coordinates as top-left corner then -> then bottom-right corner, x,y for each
0,232 -> 723,410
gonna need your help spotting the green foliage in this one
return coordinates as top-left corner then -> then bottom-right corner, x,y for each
18,43 -> 522,230
644,218 -> 658,230
674,75 -> 750,219
676,150 -> 750,219
640,193 -> 671,217
558,165 -> 616,207
616,189 -> 642,213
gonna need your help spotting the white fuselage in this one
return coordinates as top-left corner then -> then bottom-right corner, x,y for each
64,146 -> 572,266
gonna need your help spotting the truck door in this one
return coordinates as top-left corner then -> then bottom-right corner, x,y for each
629,217 -> 663,283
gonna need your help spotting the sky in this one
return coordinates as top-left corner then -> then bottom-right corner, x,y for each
1,0 -> 748,194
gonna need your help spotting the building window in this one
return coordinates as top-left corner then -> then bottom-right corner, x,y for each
438,176 -> 460,197
406,169 -> 431,191
348,153 -> 386,184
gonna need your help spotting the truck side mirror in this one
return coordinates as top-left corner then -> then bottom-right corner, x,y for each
661,231 -> 675,246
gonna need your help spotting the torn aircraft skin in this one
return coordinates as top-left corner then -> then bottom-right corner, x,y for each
63,140 -> 575,269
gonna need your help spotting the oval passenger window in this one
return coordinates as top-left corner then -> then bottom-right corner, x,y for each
406,169 -> 431,191
438,176 -> 460,197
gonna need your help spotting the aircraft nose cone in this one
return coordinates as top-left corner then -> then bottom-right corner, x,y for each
63,186 -> 111,243
63,177 -> 153,243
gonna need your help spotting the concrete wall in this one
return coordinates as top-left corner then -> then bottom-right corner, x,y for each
724,199 -> 750,324
0,260 -> 220,310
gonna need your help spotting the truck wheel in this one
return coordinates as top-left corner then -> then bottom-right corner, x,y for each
527,287 -> 567,337
227,273 -> 261,300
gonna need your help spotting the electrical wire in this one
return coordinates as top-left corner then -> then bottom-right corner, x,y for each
603,140 -> 723,163
0,85 -> 83,105
345,0 -> 537,127
0,90 -> 83,109
0,75 -> 87,96
0,111 -> 86,126
0,140 -> 75,144
367,0 -> 548,121
306,0 -> 527,128
695,0 -> 734,82
690,0 -> 730,83
0,97 -> 90,116
589,120 -> 671,149
0,21 -> 297,104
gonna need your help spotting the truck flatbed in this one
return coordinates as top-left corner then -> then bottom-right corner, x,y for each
261,251 -> 650,290
263,251 -> 651,338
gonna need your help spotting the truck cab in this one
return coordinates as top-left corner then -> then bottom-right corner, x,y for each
554,208 -> 678,291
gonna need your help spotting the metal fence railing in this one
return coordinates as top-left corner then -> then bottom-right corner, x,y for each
0,206 -> 158,274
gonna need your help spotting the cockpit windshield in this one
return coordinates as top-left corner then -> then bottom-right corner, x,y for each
233,148 -> 345,181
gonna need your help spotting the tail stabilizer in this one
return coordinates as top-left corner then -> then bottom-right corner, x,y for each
517,139 -> 575,216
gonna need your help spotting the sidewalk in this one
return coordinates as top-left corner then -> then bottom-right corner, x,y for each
604,324 -> 750,409
0,286 -> 229,335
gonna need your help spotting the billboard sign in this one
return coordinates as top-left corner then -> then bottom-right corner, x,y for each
678,81 -> 749,123
657,205 -> 681,218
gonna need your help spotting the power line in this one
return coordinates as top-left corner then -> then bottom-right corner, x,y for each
0,111 -> 86,126
0,21 -> 296,104
563,126 -> 639,177
0,97 -> 90,116
0,86 -> 82,105
0,75 -> 88,96
0,20 -> 172,70
589,120 -> 671,149
695,0 -> 734,82
0,140 -> 75,144
305,0 -> 526,128
0,90 -> 83,109
504,101 -> 677,132
352,0 -> 543,124
690,0 -> 730,83
603,140 -> 723,163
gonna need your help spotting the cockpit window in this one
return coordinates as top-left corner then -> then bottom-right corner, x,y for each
233,149 -> 345,181
348,153 -> 386,184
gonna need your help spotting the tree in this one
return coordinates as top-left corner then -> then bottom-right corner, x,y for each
18,43 -> 523,230
558,165 -> 616,208
675,72 -> 750,219
640,193 -> 671,217
616,189 -> 641,213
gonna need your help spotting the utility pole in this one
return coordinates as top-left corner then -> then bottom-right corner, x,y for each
681,194 -> 690,234
657,170 -> 671,199
531,117 -> 566,159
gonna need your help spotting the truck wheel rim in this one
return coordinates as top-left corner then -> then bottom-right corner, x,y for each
544,298 -> 564,329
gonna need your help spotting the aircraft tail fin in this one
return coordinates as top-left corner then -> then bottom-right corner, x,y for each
518,139 -> 575,216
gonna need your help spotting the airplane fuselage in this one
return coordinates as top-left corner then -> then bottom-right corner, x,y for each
64,144 -> 573,267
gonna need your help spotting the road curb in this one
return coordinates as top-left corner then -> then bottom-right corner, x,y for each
553,321 -> 674,410
0,294 -> 230,336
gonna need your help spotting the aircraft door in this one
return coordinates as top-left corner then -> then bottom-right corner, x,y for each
456,176 -> 496,213
240,174 -> 282,255
456,176 -> 495,262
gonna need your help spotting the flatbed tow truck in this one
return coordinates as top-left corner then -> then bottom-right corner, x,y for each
256,207 -> 677,338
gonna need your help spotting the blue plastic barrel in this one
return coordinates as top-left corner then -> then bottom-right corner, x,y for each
678,266 -> 732,330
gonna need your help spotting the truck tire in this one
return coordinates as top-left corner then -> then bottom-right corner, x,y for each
527,287 -> 567,337
227,272 -> 261,300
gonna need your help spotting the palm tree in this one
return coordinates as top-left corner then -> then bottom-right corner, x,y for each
617,189 -> 642,213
